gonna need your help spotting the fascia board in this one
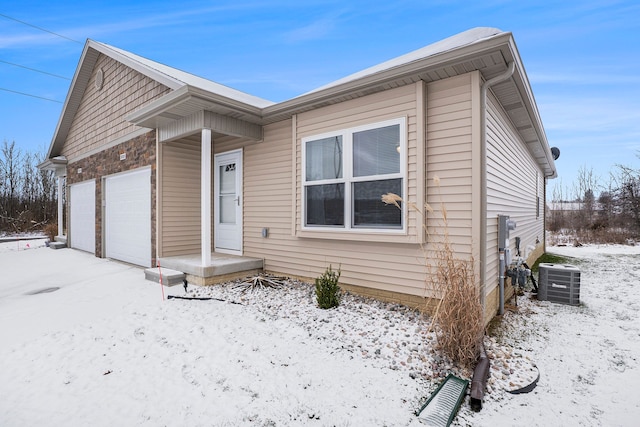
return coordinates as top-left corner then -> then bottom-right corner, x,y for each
89,40 -> 184,91
505,36 -> 557,178
46,41 -> 97,159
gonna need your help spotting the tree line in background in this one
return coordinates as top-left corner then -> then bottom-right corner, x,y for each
0,140 -> 57,235
3,138 -> 640,244
549,159 -> 640,243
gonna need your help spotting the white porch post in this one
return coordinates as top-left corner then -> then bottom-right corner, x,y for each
201,128 -> 212,266
57,176 -> 64,238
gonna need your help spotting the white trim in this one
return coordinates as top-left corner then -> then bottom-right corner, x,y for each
214,148 -> 243,255
201,129 -> 212,266
291,114 -> 298,237
301,117 -> 407,233
57,176 -> 65,238
155,131 -> 162,260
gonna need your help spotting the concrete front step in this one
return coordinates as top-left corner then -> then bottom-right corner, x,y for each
157,253 -> 264,285
144,267 -> 186,287
49,241 -> 67,250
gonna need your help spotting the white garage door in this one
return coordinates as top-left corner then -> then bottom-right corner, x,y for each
69,180 -> 96,254
105,168 -> 151,267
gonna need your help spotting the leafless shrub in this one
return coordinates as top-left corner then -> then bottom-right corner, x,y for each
43,223 -> 58,241
233,274 -> 285,294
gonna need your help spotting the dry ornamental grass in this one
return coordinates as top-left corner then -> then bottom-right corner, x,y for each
383,176 -> 484,369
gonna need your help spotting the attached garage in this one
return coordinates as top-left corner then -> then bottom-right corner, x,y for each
104,167 -> 151,267
69,179 -> 96,254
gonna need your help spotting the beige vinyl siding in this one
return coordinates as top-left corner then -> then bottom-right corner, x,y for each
295,83 -> 420,243
241,85 -> 429,298
62,54 -> 170,161
485,92 -> 545,296
159,139 -> 202,256
425,74 -> 474,255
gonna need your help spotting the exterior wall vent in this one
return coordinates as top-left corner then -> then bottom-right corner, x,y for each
95,68 -> 104,91
538,263 -> 581,306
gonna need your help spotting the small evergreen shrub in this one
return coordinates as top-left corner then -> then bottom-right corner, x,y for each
315,265 -> 341,309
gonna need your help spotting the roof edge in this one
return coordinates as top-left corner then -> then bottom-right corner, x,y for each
264,30 -> 512,117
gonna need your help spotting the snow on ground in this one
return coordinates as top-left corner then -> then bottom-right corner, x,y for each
468,243 -> 640,426
1,240 -> 639,426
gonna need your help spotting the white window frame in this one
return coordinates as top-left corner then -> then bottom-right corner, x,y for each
301,117 -> 407,233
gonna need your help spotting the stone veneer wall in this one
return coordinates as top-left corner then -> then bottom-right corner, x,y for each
65,130 -> 156,266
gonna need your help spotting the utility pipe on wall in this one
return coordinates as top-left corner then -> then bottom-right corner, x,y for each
479,62 -> 515,313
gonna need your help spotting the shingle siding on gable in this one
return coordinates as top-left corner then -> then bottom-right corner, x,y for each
63,54 -> 170,162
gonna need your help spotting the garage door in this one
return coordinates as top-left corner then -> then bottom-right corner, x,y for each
69,180 -> 96,254
104,168 -> 151,267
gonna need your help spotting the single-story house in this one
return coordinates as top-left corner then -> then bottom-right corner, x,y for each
39,27 -> 557,323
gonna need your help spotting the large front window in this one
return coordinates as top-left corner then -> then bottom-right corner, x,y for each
302,118 -> 406,231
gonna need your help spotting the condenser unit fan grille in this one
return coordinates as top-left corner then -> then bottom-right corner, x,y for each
538,263 -> 580,306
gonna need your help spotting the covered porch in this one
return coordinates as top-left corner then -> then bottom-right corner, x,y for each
126,87 -> 270,284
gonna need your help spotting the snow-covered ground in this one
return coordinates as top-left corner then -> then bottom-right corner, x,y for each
1,240 -> 638,426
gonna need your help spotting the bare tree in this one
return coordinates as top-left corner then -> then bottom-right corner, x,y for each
616,164 -> 640,232
0,141 -> 57,233
0,140 -> 22,230
573,165 -> 600,230
549,179 -> 567,231
35,150 -> 57,223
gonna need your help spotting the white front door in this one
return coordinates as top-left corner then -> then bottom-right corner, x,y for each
214,149 -> 243,254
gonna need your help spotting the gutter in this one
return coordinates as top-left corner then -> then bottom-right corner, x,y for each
479,62 -> 515,313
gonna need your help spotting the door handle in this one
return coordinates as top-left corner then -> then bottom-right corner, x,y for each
234,197 -> 240,206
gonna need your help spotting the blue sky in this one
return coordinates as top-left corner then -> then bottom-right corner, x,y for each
2,0 -> 639,199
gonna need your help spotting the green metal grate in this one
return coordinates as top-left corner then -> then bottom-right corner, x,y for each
416,373 -> 469,426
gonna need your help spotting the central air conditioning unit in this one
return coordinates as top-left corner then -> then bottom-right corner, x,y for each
538,263 -> 581,306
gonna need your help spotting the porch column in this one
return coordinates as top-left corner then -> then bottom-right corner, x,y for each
57,176 -> 64,238
201,128 -> 212,266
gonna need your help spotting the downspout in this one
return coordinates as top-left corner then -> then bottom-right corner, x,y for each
479,62 -> 515,316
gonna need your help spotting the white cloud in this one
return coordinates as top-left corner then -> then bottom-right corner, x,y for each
0,32 -> 74,49
529,70 -> 640,85
281,18 -> 337,43
281,9 -> 349,44
0,3 -> 265,49
538,95 -> 640,133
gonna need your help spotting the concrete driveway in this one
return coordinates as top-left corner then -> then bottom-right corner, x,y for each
0,240 -> 179,345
